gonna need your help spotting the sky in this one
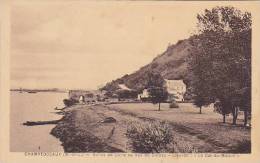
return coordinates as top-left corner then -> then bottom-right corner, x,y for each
10,1 -> 253,90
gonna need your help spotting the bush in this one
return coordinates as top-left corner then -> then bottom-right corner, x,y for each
126,121 -> 173,153
169,101 -> 179,108
116,89 -> 138,99
63,98 -> 78,107
230,139 -> 251,153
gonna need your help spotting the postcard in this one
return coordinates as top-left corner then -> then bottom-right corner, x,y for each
0,0 -> 260,163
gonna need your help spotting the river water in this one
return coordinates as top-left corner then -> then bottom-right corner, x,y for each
10,91 -> 68,152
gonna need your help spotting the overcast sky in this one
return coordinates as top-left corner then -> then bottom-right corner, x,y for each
10,1 -> 253,89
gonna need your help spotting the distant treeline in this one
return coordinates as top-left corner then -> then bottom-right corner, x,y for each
10,88 -> 68,93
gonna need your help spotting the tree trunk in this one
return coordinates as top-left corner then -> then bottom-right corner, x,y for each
232,116 -> 237,125
244,110 -> 248,126
199,107 -> 202,114
158,103 -> 161,111
223,114 -> 226,123
232,107 -> 238,125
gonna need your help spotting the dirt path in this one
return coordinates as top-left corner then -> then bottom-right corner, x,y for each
101,104 -> 230,153
52,103 -> 245,153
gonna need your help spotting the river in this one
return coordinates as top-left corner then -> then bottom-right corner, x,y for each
10,91 -> 68,152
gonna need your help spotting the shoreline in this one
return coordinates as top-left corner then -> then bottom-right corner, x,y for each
51,103 -> 251,153
50,105 -> 125,153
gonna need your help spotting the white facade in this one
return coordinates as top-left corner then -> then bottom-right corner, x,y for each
138,80 -> 187,102
79,95 -> 85,104
138,89 -> 149,100
164,79 -> 186,102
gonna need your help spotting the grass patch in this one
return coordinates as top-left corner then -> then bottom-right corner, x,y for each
173,139 -> 198,153
229,139 -> 251,153
169,101 -> 179,108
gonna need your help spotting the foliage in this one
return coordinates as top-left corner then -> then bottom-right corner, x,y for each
146,72 -> 168,110
101,80 -> 120,92
193,90 -> 212,114
104,91 -> 113,97
213,100 -> 231,115
169,101 -> 179,108
148,87 -> 168,104
189,6 -> 251,124
229,139 -> 251,153
63,98 -> 78,107
146,72 -> 165,88
116,89 -> 138,99
126,121 -> 173,153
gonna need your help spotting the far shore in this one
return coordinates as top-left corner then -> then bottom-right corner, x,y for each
10,89 -> 68,93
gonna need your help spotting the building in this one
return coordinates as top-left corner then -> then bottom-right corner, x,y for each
165,79 -> 186,102
69,90 -> 96,103
138,79 -> 186,102
138,89 -> 150,101
118,84 -> 131,91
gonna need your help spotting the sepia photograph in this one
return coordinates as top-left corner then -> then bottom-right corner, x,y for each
1,1 -> 260,162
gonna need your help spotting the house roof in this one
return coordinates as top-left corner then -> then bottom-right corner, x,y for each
164,79 -> 185,85
118,84 -> 131,91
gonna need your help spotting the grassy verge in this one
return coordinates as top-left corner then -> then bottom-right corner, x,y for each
50,104 -> 250,153
109,103 -> 251,153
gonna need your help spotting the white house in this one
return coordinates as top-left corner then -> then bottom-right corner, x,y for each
164,79 -> 186,102
138,79 -> 187,102
138,89 -> 149,100
69,90 -> 96,103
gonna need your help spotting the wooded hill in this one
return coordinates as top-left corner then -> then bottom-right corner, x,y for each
102,36 -> 196,93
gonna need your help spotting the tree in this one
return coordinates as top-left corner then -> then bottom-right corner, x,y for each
191,76 -> 212,114
189,48 -> 213,114
189,6 -> 251,125
193,94 -> 207,114
63,98 -> 78,107
116,89 -> 138,100
146,72 -> 168,111
213,99 -> 232,123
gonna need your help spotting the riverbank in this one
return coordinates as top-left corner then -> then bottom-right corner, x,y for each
50,105 -> 125,152
51,103 -> 251,153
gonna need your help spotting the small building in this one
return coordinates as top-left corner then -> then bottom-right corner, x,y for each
165,79 -> 186,102
138,89 -> 150,101
138,79 -> 186,102
118,84 -> 131,91
69,90 -> 96,103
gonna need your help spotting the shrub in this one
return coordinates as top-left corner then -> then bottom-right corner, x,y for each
63,98 -> 78,107
116,89 -> 138,99
230,139 -> 251,153
126,121 -> 173,153
169,101 -> 179,108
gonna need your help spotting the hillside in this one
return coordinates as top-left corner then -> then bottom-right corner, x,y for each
102,36 -> 195,92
